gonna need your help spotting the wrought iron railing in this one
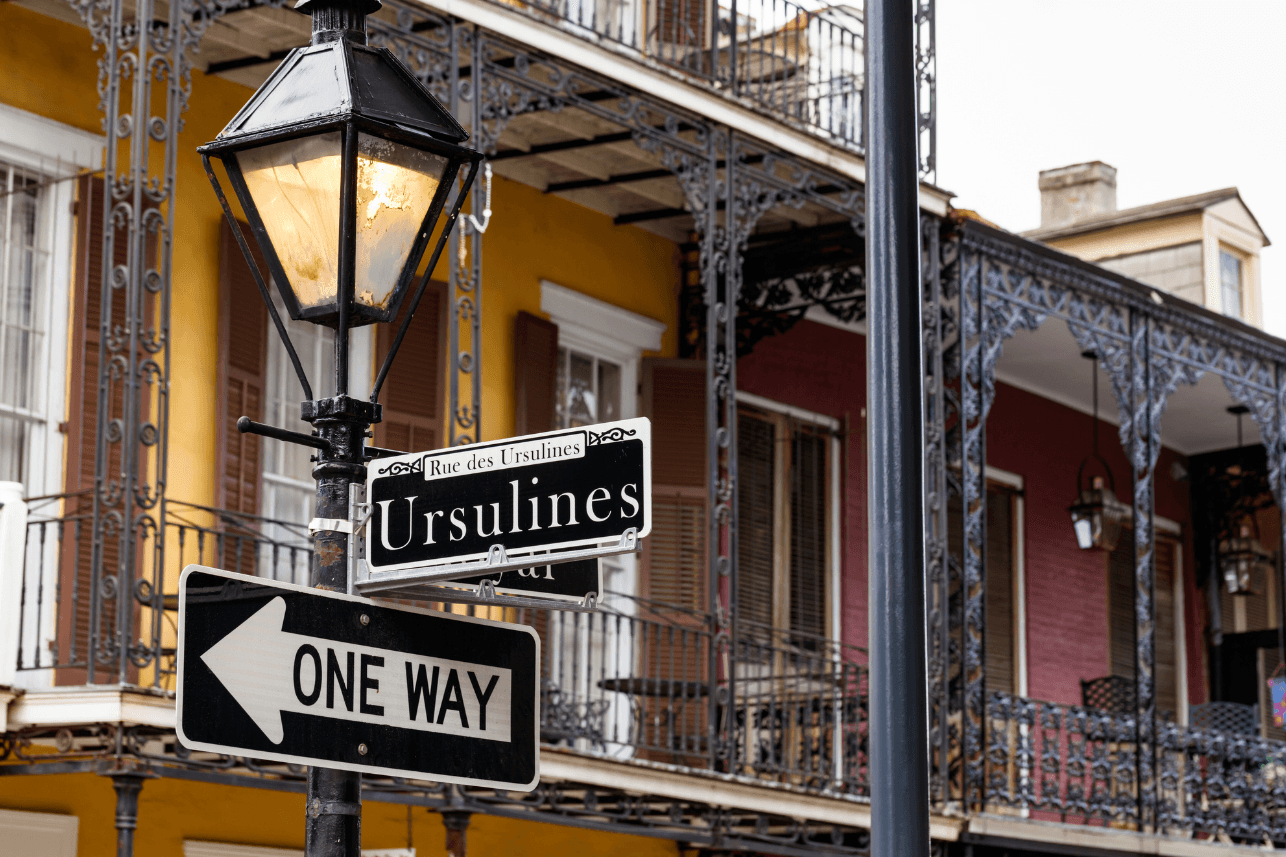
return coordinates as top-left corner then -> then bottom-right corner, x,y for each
521,591 -> 868,794
985,692 -> 1286,843
7,493 -> 868,796
514,0 -> 869,151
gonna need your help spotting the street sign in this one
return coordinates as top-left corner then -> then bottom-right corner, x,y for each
176,565 -> 539,790
440,558 -> 601,603
360,418 -> 650,589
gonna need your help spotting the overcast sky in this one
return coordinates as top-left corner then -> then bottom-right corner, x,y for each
935,1 -> 1286,336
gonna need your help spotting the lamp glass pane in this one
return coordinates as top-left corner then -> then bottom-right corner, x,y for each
354,133 -> 450,311
235,132 -> 342,312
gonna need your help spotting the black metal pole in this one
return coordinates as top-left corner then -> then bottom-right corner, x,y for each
108,768 -> 152,857
294,1 -> 382,853
865,0 -> 929,854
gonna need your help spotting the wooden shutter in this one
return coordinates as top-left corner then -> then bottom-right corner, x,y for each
789,424 -> 827,639
58,177 -> 129,682
641,360 -> 707,611
217,219 -> 269,517
375,282 -> 445,453
984,487 -> 1015,695
1155,537 -> 1177,719
1109,540 -> 1136,681
737,410 -> 775,634
514,311 -> 558,436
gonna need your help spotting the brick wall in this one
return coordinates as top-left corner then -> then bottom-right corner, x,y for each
737,321 -> 1206,709
988,381 -> 1202,707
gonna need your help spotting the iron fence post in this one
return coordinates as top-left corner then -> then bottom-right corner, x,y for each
865,0 -> 929,854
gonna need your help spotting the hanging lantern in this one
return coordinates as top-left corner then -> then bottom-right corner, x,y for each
1219,521 -> 1272,596
1069,351 -> 1129,550
1070,474 -> 1129,551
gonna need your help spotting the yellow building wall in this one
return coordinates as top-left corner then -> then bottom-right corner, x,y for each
0,772 -> 679,857
1042,212 -> 1205,263
477,175 -> 681,441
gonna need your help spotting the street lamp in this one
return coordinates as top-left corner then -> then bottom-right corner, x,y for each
1068,351 -> 1129,551
198,1 -> 481,855
1219,520 -> 1272,596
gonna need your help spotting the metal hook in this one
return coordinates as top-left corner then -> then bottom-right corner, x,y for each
464,162 -> 492,234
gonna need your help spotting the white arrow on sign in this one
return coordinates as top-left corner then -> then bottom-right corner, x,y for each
200,597 -> 512,745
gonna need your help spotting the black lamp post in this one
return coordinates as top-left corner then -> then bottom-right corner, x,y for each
199,1 -> 481,855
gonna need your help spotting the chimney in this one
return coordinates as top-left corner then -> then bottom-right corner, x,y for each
1038,161 -> 1117,229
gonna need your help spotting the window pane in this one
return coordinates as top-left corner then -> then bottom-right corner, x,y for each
1220,249 -> 1242,320
0,164 -> 49,486
597,360 -> 621,423
555,346 -> 568,428
261,289 -> 336,584
567,351 -> 595,426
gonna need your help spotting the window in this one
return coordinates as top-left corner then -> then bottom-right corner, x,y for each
0,809 -> 77,857
947,470 -> 1025,697
556,347 -> 621,428
0,106 -> 99,498
258,291 -> 336,583
1109,535 -> 1180,719
735,397 -> 839,644
0,162 -> 52,485
1220,248 -> 1243,320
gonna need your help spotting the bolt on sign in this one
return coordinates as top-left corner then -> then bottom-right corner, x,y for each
364,418 -> 651,583
176,566 -> 539,790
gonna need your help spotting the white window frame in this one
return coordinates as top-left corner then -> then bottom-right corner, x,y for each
540,280 -> 665,424
185,843 -> 412,857
0,808 -> 78,857
0,105 -> 102,499
539,280 -> 664,594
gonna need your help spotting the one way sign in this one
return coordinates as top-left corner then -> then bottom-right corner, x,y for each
176,565 -> 539,790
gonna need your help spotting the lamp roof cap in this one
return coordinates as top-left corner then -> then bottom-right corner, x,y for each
214,39 -> 468,145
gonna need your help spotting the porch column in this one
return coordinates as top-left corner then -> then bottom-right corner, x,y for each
866,0 -> 930,853
920,218 -> 952,807
1128,309 -> 1159,831
107,767 -> 153,857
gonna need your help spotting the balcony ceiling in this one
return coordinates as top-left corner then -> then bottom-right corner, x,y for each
15,0 -> 854,245
997,317 -> 1259,458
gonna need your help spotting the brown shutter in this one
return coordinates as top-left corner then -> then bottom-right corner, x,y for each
1154,537 -> 1177,719
217,219 -> 269,518
514,311 -> 558,436
637,359 -> 709,766
641,359 -> 708,611
984,487 -> 1015,695
789,423 -> 827,639
58,177 -> 129,682
375,282 -> 445,453
1109,539 -> 1136,681
737,410 -> 775,634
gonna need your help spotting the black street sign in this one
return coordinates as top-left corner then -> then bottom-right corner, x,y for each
365,418 -> 651,576
176,565 -> 539,790
448,558 -> 601,602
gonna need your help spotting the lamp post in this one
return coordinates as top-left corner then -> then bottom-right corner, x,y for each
199,1 -> 481,855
